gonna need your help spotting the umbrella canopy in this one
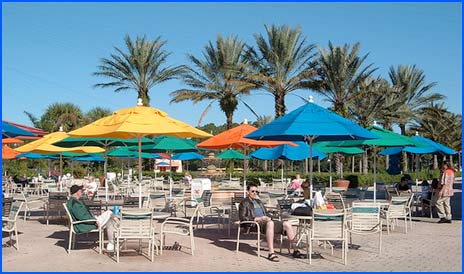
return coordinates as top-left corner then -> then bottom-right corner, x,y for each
216,149 -> 245,160
327,125 -> 421,148
2,138 -> 24,145
73,155 -> 106,162
313,142 -> 364,155
170,152 -> 204,161
108,146 -> 163,159
197,120 -> 294,196
137,135 -> 198,153
250,142 -> 327,161
68,99 -> 211,207
246,96 -> 377,199
2,145 -> 19,159
411,135 -> 456,155
16,152 -> 58,159
53,136 -> 155,148
2,121 -> 36,137
17,143 -> 104,155
15,130 -> 70,153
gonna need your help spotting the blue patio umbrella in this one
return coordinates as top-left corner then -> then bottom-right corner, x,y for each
170,152 -> 204,161
16,152 -> 58,159
246,96 -> 377,199
411,135 -> 456,155
73,155 -> 106,162
2,121 -> 36,137
250,142 -> 327,161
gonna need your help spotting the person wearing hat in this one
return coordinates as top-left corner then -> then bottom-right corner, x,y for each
66,184 -> 117,252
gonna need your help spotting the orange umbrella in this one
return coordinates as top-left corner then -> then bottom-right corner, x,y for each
197,120 -> 295,195
2,138 -> 24,145
2,145 -> 19,160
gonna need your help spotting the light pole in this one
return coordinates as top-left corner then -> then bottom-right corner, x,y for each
328,158 -> 332,192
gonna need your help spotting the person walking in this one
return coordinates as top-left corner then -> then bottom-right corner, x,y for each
435,162 -> 455,223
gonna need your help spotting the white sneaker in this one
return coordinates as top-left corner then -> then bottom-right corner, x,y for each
106,243 -> 114,252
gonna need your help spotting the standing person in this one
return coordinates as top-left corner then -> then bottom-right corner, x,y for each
239,184 -> 302,262
183,172 -> 193,186
436,162 -> 455,223
66,185 -> 117,251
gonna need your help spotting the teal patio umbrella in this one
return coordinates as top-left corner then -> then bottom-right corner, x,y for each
246,96 -> 378,200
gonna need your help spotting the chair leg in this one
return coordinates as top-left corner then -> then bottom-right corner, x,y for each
190,227 -> 195,256
257,231 -> 260,258
116,238 -> 120,263
68,232 -> 73,254
160,233 -> 164,255
15,226 -> 19,250
379,230 -> 382,255
236,226 -> 241,254
404,217 -> 408,234
309,237 -> 312,264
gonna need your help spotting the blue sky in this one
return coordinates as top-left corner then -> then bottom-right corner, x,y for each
2,3 -> 462,130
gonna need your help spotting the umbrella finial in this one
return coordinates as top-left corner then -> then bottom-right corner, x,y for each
373,120 -> 378,127
243,119 -> 248,125
137,98 -> 143,106
59,126 -> 63,132
308,95 -> 314,103
415,131 -> 419,136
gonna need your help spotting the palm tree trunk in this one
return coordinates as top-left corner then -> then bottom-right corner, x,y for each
274,91 -> 286,118
359,158 -> 362,173
386,155 -> 389,170
317,160 -> 320,173
225,112 -> 234,130
399,123 -> 408,172
363,151 -> 368,174
433,155 -> 438,170
352,156 -> 355,173
139,89 -> 150,106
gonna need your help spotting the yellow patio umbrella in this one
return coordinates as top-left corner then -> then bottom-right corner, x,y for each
15,128 -> 104,179
68,99 -> 212,207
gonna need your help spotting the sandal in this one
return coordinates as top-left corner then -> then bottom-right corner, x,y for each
267,253 -> 280,262
292,250 -> 308,259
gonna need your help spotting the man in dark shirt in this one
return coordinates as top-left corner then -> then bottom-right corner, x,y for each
66,185 -> 117,252
397,176 -> 411,193
239,184 -> 301,262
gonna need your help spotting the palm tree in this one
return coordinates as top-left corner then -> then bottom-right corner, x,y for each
314,42 -> 377,117
24,102 -> 84,132
85,107 -> 112,124
245,24 -> 318,118
170,35 -> 254,129
388,65 -> 445,134
94,35 -> 185,106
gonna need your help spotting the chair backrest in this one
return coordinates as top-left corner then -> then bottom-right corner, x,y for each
324,192 -> 346,211
197,190 -> 212,207
48,192 -> 68,210
4,201 -> 23,230
311,210 -> 345,240
147,192 -> 167,208
277,198 -> 294,215
171,188 -> 185,199
2,197 -> 13,218
387,196 -> 409,217
350,202 -> 381,231
230,196 -> 243,223
83,200 -> 103,216
119,208 -> 154,238
123,196 -> 140,208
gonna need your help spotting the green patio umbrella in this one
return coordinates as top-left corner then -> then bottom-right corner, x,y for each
216,149 -> 245,160
325,123 -> 426,200
130,135 -> 199,199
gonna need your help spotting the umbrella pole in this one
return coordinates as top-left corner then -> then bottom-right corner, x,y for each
373,146 -> 377,202
138,136 -> 143,208
243,147 -> 247,198
169,152 -> 173,200
59,153 -> 63,192
104,150 -> 109,202
308,136 -> 314,201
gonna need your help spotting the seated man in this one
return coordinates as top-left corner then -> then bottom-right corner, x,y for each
66,184 -> 117,252
239,184 -> 302,262
396,176 -> 412,193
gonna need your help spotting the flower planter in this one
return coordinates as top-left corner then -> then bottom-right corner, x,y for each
333,179 -> 350,190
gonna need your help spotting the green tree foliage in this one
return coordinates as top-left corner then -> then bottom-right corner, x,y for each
94,35 -> 185,106
245,24 -> 318,118
170,35 -> 254,129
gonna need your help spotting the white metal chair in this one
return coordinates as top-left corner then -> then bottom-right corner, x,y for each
160,204 -> 200,256
347,202 -> 382,254
115,208 -> 156,263
62,203 -> 102,254
309,210 -> 348,265
381,197 -> 409,234
19,191 -> 45,220
2,201 -> 24,250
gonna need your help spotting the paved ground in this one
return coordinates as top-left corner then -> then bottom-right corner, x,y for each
2,209 -> 462,272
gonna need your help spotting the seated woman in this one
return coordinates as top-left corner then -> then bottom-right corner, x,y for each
84,176 -> 98,197
290,174 -> 304,196
183,172 -> 193,186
